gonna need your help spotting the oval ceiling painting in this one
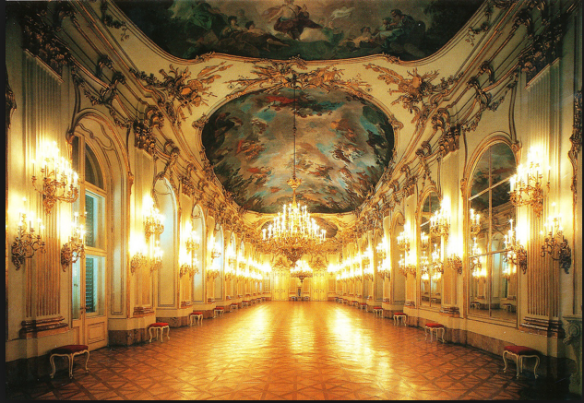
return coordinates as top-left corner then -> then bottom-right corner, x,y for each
201,88 -> 395,214
115,0 -> 483,61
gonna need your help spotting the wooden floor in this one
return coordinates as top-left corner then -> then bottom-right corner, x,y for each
6,301 -> 573,400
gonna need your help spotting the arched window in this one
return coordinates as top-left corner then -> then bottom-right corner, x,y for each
468,142 -> 517,321
71,136 -> 107,326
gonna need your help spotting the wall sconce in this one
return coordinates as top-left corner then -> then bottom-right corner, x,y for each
503,219 -> 527,274
447,254 -> 462,274
180,221 -> 200,277
430,203 -> 450,238
509,149 -> 549,218
469,209 -> 481,237
363,265 -> 374,281
144,197 -> 164,240
399,254 -> 416,277
11,202 -> 46,269
207,264 -> 220,280
377,258 -> 391,280
541,203 -> 571,273
32,142 -> 79,215
420,232 -> 430,250
376,237 -> 387,259
151,241 -> 163,272
130,250 -> 148,274
470,238 -> 484,275
60,212 -> 86,269
431,244 -> 444,274
209,234 -> 221,263
397,229 -> 411,253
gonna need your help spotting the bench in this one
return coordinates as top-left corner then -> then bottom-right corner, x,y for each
503,346 -> 540,379
189,311 -> 203,326
148,322 -> 170,342
50,344 -> 89,379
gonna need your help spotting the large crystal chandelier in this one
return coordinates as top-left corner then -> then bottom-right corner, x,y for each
262,75 -> 325,264
290,260 -> 313,283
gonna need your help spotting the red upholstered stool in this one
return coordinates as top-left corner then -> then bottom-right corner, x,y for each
373,306 -> 384,317
148,322 -> 170,342
424,322 -> 445,343
230,303 -> 238,312
503,346 -> 540,379
360,302 -> 367,310
189,312 -> 203,326
393,312 -> 407,326
50,345 -> 89,379
214,307 -> 225,317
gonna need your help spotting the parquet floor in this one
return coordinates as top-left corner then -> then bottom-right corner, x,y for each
6,302 -> 574,400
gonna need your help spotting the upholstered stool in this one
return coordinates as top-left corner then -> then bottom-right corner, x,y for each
425,322 -> 445,343
148,322 -> 170,342
50,345 -> 89,379
503,346 -> 540,379
393,312 -> 407,326
214,307 -> 225,317
360,302 -> 367,310
189,311 -> 203,326
373,307 -> 383,317
230,303 -> 238,312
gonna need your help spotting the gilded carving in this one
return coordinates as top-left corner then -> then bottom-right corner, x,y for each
133,120 -> 156,155
53,1 -> 76,31
438,125 -> 460,157
401,166 -> 416,197
365,64 -> 460,123
226,61 -> 371,100
569,91 -> 582,202
5,76 -> 16,131
100,0 -> 129,41
465,2 -> 492,46
130,63 -> 232,127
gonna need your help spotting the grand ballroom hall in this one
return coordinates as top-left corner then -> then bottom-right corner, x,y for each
4,0 -> 582,400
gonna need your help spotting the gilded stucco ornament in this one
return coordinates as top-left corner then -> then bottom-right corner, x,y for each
226,60 -> 371,101
401,166 -> 417,197
100,0 -> 129,41
569,91 -> 582,202
130,63 -> 232,127
133,120 -> 156,154
364,64 -> 460,124
5,76 -> 16,131
465,2 -> 492,46
438,125 -> 461,157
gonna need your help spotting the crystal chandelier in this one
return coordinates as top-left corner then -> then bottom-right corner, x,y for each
290,260 -> 313,283
262,75 -> 325,264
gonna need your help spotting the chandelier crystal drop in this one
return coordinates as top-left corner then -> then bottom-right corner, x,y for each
262,74 -> 325,264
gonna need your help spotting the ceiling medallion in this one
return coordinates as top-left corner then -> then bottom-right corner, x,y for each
262,74 -> 325,264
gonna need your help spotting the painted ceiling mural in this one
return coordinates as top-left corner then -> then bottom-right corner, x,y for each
201,88 -> 395,214
115,0 -> 483,61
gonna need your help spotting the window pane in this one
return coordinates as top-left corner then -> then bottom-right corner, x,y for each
85,145 -> 104,189
490,143 -> 516,184
72,260 -> 81,320
85,255 -> 105,316
471,150 -> 490,196
490,252 -> 517,321
85,191 -> 104,249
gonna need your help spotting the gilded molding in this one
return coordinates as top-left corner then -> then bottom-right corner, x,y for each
5,75 -> 16,131
438,125 -> 461,157
465,2 -> 492,46
100,0 -> 129,41
133,120 -> 156,155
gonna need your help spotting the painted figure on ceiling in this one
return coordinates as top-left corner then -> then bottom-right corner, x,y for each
375,9 -> 426,58
264,0 -> 322,40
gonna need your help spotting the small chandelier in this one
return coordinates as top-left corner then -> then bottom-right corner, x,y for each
377,258 -> 391,280
541,203 -> 571,273
503,219 -> 527,274
290,260 -> 313,283
60,211 -> 86,269
262,75 -> 325,264
430,203 -> 450,238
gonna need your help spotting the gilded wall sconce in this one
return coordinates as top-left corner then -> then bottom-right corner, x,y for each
430,204 -> 450,238
151,241 -> 163,272
377,258 -> 391,280
447,254 -> 463,274
469,209 -> 481,237
31,142 -> 79,215
509,150 -> 549,218
130,250 -> 148,274
503,219 -> 527,274
363,265 -> 374,281
399,254 -> 416,277
207,265 -> 220,280
144,199 -> 164,240
540,204 -> 572,273
397,229 -> 411,253
61,212 -> 86,270
11,208 -> 46,270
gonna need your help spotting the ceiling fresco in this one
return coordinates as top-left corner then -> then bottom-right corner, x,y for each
201,88 -> 395,214
115,0 -> 483,61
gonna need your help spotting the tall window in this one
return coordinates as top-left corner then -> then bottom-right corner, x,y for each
468,142 -> 517,321
419,192 -> 441,307
72,137 -> 106,318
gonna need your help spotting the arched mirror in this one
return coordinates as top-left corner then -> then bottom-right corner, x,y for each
468,142 -> 517,321
419,191 -> 441,307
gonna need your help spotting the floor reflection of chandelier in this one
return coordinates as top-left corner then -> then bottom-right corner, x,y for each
290,260 -> 313,283
261,74 -> 325,264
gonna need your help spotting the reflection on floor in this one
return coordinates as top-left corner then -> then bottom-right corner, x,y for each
6,302 -> 576,400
